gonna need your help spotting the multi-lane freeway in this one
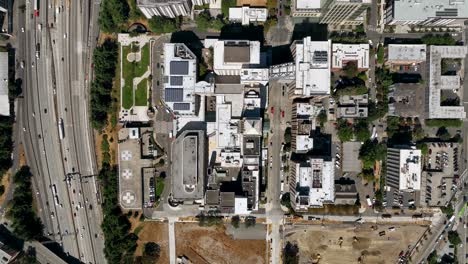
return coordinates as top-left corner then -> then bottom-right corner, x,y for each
17,0 -> 105,263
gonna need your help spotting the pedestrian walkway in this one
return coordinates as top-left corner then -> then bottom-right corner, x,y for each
168,217 -> 176,264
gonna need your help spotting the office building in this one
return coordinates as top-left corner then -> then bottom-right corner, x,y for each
386,147 -> 422,191
291,102 -> 323,153
291,0 -> 323,18
290,38 -> 331,96
385,0 -> 468,26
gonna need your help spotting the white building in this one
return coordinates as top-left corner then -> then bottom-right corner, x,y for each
0,52 -> 8,116
292,103 -> 323,153
385,0 -> 468,26
332,43 -> 369,69
387,44 -> 427,65
292,158 -> 335,209
138,0 -> 211,18
206,39 -> 262,76
387,148 -> 421,191
229,6 -> 267,25
428,45 -> 467,119
291,0 -> 322,17
291,38 -> 331,96
162,43 -> 198,117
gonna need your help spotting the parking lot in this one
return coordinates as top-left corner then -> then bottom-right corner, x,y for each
423,142 -> 461,207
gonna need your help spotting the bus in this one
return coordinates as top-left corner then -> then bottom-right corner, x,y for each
58,118 -> 64,140
34,0 -> 40,17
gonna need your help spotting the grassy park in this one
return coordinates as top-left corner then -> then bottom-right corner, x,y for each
121,43 -> 150,109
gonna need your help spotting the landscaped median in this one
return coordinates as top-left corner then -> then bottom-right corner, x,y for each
121,42 -> 150,110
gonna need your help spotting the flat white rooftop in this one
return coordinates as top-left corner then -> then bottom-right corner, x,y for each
388,44 -> 427,63
296,158 -> 334,207
398,149 -> 421,191
332,44 -> 370,69
294,38 -> 331,95
296,0 -> 321,9
296,135 -> 313,152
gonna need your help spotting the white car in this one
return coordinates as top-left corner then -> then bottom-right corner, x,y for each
21,27 -> 24,33
63,33 -> 67,39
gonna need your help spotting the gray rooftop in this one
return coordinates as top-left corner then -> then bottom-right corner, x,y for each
171,130 -> 206,201
391,0 -> 468,21
0,52 -> 8,116
165,88 -> 184,102
170,61 -> 189,75
224,46 -> 250,63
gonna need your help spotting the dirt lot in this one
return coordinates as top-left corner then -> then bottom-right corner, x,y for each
237,0 -> 267,6
286,224 -> 427,264
132,218 -> 170,264
176,223 -> 266,264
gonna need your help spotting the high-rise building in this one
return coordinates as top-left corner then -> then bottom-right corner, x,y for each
385,0 -> 468,26
386,147 -> 422,191
291,0 -> 370,25
138,0 -> 211,18
320,0 -> 371,25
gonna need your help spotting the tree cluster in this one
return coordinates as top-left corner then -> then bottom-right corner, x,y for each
98,0 -> 130,33
135,242 -> 161,264
148,16 -> 181,34
8,166 -> 44,240
337,119 -> 354,142
334,85 -> 368,96
99,163 -> 138,263
196,11 -> 224,32
90,40 -> 118,130
197,210 -> 223,226
354,119 -> 370,142
359,140 -> 386,170
0,115 -> 12,178
447,231 -> 461,246
421,33 -> 456,45
425,119 -> 462,128
329,31 -> 367,44
368,67 -> 392,121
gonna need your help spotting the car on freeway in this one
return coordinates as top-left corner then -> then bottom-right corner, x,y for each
281,110 -> 284,118
270,106 -> 274,114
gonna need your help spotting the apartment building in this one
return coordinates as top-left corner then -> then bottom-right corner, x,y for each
320,0 -> 371,25
229,6 -> 268,25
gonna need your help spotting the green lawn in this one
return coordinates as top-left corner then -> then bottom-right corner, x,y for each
135,79 -> 148,106
156,179 -> 164,199
121,43 -> 150,110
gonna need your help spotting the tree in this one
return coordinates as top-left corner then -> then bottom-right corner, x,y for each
318,110 -> 327,127
284,127 -> 292,144
427,250 -> 438,264
231,215 -> 240,228
359,140 -> 386,170
354,119 -> 370,142
98,0 -> 130,33
441,205 -> 454,218
196,11 -> 224,31
425,119 -> 462,127
436,127 -> 451,141
90,40 -> 118,130
148,16 -> 180,34
412,125 -> 425,141
8,166 -> 44,240
144,242 -> 161,259
337,119 -> 353,142
244,217 -> 256,228
447,231 -> 461,246
417,143 -> 428,156
221,0 -> 236,17
280,192 -> 291,209
343,61 -> 358,78
377,45 -> 384,64
284,242 -> 299,264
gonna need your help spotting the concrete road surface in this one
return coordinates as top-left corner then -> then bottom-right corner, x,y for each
19,0 -> 105,262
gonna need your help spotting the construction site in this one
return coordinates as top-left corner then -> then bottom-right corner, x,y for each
175,223 -> 267,264
284,223 -> 427,264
